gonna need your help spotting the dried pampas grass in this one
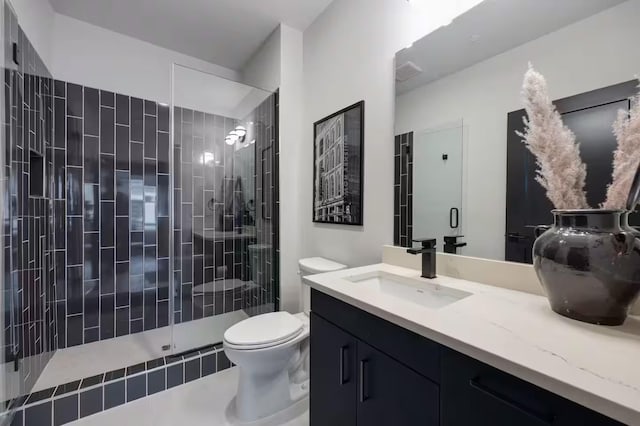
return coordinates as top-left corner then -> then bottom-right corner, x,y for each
602,80 -> 640,210
517,65 -> 590,209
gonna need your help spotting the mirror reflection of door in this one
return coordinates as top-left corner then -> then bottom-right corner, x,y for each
506,81 -> 638,264
413,124 -> 464,253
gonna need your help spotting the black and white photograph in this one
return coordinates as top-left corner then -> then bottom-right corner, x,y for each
313,101 -> 364,225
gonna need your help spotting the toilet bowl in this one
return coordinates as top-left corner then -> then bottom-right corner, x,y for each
223,257 -> 346,423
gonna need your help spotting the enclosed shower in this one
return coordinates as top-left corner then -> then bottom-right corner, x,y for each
0,3 -> 279,423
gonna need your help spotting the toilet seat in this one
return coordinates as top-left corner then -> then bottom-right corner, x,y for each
224,312 -> 304,350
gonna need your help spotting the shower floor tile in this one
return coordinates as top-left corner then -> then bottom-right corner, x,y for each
69,367 -> 309,426
33,311 -> 248,393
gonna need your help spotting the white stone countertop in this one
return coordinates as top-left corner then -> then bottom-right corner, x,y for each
305,263 -> 640,425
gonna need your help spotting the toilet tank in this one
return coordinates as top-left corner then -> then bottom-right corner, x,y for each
299,257 -> 346,314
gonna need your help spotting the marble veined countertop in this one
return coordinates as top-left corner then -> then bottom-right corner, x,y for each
305,263 -> 640,425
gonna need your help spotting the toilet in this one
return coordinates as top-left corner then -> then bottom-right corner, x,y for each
223,257 -> 346,422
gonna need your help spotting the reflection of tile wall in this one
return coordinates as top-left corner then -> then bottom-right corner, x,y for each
53,81 -> 171,348
2,5 -> 57,399
173,108 -> 244,323
394,132 -> 413,247
243,93 -> 279,315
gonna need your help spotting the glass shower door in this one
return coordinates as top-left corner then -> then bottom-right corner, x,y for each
412,122 -> 464,251
170,64 -> 279,354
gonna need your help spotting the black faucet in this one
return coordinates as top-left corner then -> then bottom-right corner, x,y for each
443,235 -> 467,254
407,238 -> 437,279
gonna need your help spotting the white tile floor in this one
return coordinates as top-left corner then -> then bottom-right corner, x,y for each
69,367 -> 309,426
33,311 -> 248,392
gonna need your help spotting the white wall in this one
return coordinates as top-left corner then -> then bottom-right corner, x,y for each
8,0 -> 55,69
395,0 -> 640,260
50,13 -> 240,103
300,0 -> 439,270
242,27 -> 281,92
239,23 -> 304,313
278,24 -> 304,312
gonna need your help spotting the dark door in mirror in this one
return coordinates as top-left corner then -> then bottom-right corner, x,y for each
506,80 -> 639,264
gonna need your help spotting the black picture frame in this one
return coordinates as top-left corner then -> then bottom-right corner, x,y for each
313,100 -> 364,225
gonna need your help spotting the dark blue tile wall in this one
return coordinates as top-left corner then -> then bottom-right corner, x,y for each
394,132 -> 413,247
52,83 -> 171,348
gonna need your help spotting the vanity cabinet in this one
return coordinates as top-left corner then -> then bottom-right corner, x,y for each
310,289 -> 623,426
441,349 -> 620,426
310,313 -> 439,426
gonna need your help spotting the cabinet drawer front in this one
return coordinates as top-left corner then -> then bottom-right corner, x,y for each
441,348 -> 623,426
312,289 -> 440,382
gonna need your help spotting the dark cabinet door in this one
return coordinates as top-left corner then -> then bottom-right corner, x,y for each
310,313 -> 357,426
356,340 -> 439,426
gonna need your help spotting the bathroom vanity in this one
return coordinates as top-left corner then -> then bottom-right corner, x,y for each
307,264 -> 639,425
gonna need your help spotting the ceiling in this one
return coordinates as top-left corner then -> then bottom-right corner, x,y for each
396,0 -> 627,95
48,0 -> 334,70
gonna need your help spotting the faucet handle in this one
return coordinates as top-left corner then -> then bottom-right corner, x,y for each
412,238 -> 436,249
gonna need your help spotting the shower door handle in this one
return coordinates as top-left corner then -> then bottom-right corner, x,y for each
449,207 -> 459,229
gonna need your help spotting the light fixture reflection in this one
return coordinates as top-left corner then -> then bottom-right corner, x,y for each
235,126 -> 247,138
199,151 -> 215,164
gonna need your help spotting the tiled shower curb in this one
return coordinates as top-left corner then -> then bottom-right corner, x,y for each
5,343 -> 231,426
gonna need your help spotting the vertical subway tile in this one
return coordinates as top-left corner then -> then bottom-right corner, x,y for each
100,294 -> 115,340
116,306 -> 130,336
115,171 -> 130,216
158,103 -> 169,131
66,83 -> 83,117
67,314 -> 83,347
100,247 -> 115,294
100,154 -> 115,200
115,124 -> 129,170
100,201 -> 115,247
83,135 -> 100,184
66,216 -> 83,265
55,80 -> 67,97
84,280 -> 100,328
83,231 -> 99,280
115,262 -> 130,307
116,94 -> 129,125
84,87 -> 99,136
116,217 -> 130,262
100,106 -> 115,154
143,288 -> 157,331
84,183 -> 100,231
66,118 -> 83,166
130,97 -> 143,142
144,114 -> 157,158
157,132 -> 169,173
100,90 -> 115,107
66,166 -> 83,215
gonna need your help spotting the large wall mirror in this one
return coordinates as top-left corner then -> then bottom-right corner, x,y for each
394,0 -> 640,263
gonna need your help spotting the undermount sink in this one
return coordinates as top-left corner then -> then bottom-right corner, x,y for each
345,271 -> 471,309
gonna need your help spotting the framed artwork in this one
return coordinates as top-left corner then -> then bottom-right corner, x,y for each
313,101 -> 364,225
